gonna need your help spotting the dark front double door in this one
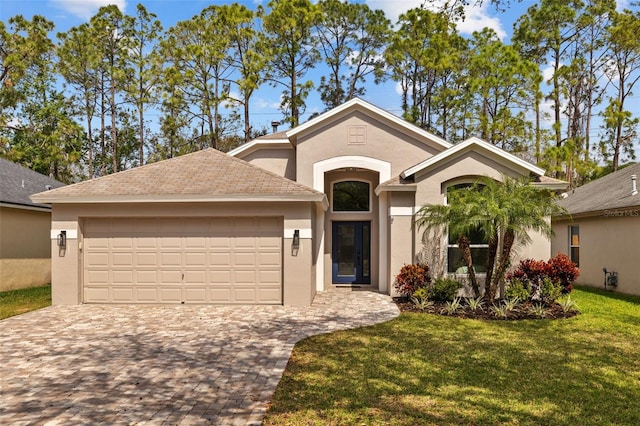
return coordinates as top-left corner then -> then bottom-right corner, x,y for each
332,221 -> 371,284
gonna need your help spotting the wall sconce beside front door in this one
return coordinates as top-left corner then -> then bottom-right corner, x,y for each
57,230 -> 67,257
291,229 -> 300,256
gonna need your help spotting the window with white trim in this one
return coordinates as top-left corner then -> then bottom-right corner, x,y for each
446,183 -> 489,273
569,225 -> 579,266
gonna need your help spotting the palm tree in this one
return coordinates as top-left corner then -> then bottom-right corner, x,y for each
415,176 -> 566,301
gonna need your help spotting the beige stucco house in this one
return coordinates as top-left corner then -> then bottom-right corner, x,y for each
1,158 -> 65,291
33,98 -> 562,306
552,163 -> 640,296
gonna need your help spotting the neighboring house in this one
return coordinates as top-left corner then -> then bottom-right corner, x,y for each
0,158 -> 65,291
32,98 -> 564,306
552,163 -> 640,296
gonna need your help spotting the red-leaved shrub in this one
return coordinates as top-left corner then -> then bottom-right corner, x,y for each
547,253 -> 580,293
394,264 -> 431,297
507,253 -> 579,294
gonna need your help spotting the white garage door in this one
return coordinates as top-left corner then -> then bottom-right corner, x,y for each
82,217 -> 282,304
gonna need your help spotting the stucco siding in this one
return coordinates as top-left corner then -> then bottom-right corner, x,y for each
239,148 -> 296,180
552,214 -> 640,296
0,206 -> 52,290
296,111 -> 443,188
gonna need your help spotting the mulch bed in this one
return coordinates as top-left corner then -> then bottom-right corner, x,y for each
393,297 -> 579,320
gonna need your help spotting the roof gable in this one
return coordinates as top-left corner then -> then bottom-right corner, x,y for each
0,158 -> 65,209
286,97 -> 452,151
558,163 -> 640,215
31,149 -> 326,206
401,137 -> 545,179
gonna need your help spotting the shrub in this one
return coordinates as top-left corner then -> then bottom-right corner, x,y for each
412,286 -> 429,301
507,253 -> 580,297
394,264 -> 431,297
547,253 -> 580,293
505,278 -> 531,302
430,277 -> 462,302
541,277 -> 563,304
507,258 -> 548,284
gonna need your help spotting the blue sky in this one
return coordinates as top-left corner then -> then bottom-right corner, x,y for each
0,0 -> 537,132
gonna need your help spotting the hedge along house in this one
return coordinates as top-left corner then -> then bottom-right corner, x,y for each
33,98 -> 564,306
552,163 -> 640,296
0,158 -> 65,291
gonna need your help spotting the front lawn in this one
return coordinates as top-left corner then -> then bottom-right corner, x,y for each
0,284 -> 52,320
264,286 -> 640,425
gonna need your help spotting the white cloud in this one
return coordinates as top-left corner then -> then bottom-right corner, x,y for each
254,97 -> 281,111
50,0 -> 126,20
365,0 -> 506,40
542,65 -> 555,84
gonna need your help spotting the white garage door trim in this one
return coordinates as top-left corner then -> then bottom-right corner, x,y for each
82,217 -> 283,304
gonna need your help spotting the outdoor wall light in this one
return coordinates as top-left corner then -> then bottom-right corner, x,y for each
57,230 -> 67,257
57,230 -> 67,248
292,229 -> 300,256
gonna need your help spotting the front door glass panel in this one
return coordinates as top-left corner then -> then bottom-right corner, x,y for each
332,221 -> 371,284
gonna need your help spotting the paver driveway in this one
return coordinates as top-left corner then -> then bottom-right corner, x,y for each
0,290 -> 399,425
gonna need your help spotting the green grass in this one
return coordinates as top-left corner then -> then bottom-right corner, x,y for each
0,284 -> 52,320
264,286 -> 640,425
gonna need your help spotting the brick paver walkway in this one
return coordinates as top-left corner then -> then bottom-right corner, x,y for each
0,290 -> 399,425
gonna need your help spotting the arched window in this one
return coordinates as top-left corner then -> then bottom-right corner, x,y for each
332,181 -> 370,212
446,183 -> 489,273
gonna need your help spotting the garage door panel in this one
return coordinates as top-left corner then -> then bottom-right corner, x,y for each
185,270 -> 206,283
83,217 -> 282,304
136,270 -> 158,284
112,252 -> 134,267
136,237 -> 158,249
159,288 -> 182,302
159,270 -> 182,284
160,252 -> 182,266
259,252 -> 281,267
234,252 -> 256,266
234,270 -> 257,284
234,287 -> 257,302
184,252 -> 206,265
210,270 -> 231,283
136,252 -> 158,267
86,270 -> 109,285
136,287 -> 158,302
259,288 -> 282,303
85,287 -> 109,302
184,287 -> 207,302
87,252 -> 109,267
112,287 -> 134,302
259,270 -> 282,284
160,237 -> 181,248
210,252 -> 231,265
112,270 -> 134,285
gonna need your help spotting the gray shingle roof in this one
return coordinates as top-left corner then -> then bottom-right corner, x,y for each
557,163 -> 640,215
31,148 -> 324,203
0,158 -> 65,209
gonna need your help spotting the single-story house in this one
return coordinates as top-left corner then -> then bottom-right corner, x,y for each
552,163 -> 640,296
32,98 -> 564,306
0,158 -> 65,291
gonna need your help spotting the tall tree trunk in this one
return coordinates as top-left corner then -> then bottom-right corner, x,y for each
483,233 -> 498,299
138,65 -> 144,166
489,229 -> 516,300
458,235 -> 480,298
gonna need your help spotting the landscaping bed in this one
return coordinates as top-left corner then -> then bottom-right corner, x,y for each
394,297 -> 579,320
